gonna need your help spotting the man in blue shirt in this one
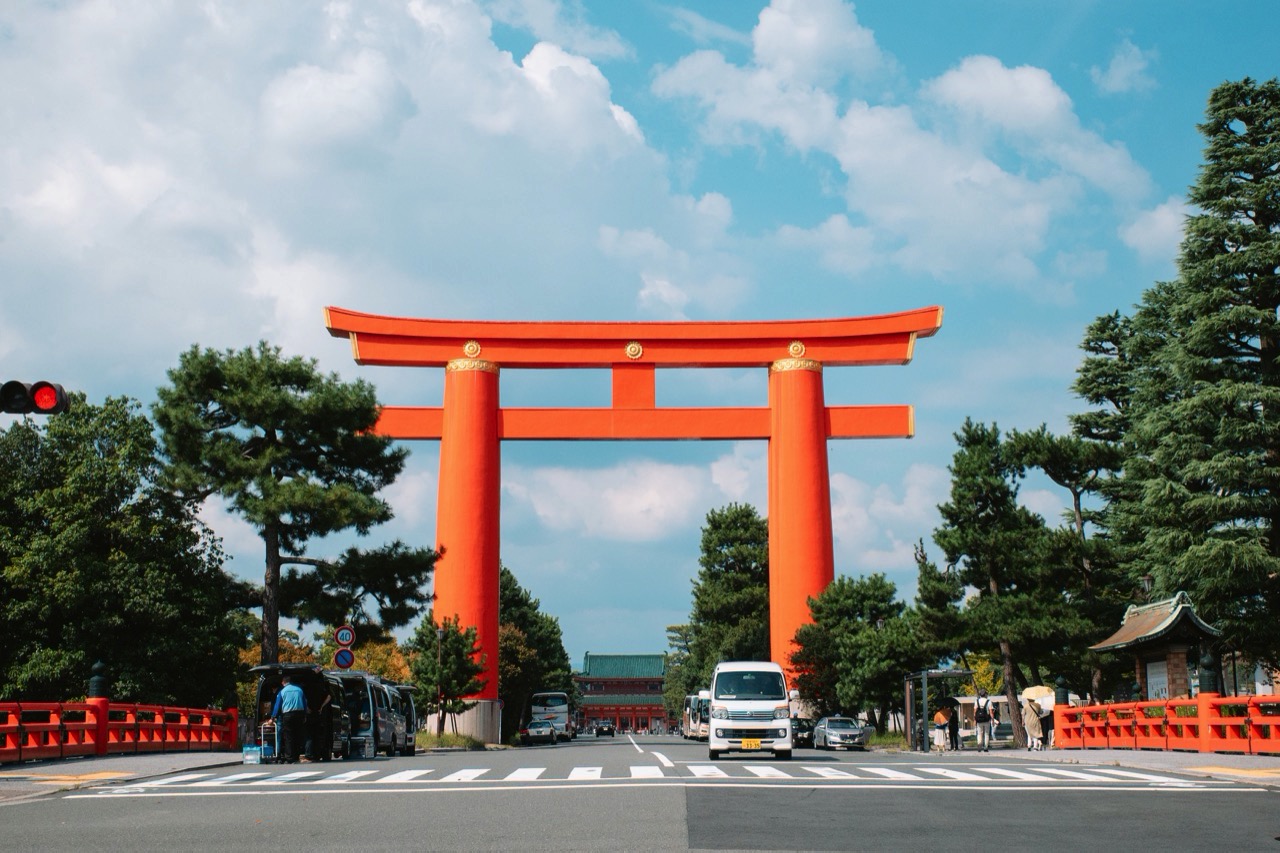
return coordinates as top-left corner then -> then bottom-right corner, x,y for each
271,675 -> 308,763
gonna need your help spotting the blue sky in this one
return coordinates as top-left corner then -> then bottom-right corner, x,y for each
2,1 -> 1274,668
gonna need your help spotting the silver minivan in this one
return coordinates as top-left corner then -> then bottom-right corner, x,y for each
329,671 -> 406,758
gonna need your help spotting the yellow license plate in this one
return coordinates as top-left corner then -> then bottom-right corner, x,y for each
741,738 -> 761,750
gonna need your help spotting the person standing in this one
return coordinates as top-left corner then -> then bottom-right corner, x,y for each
932,706 -> 951,751
1022,697 -> 1044,751
271,674 -> 308,763
974,688 -> 995,752
948,705 -> 960,751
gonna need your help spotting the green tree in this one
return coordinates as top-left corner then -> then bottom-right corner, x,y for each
933,419 -> 1054,747
405,613 -> 487,736
1116,78 -> 1280,667
684,503 -> 770,687
0,396 -> 245,704
791,574 -> 924,732
496,565 -> 573,742
662,623 -> 695,721
153,341 -> 435,664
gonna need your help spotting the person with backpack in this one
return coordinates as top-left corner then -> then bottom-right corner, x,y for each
974,688 -> 996,752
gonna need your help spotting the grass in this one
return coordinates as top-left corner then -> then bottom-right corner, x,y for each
414,730 -> 487,751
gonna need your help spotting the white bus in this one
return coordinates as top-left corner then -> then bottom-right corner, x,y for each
682,695 -> 696,739
530,691 -> 575,741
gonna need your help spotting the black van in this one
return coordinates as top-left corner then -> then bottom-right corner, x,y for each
250,663 -> 352,761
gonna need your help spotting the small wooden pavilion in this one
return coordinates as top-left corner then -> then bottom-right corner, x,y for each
1089,591 -> 1220,700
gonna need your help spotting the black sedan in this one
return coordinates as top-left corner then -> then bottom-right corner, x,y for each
520,720 -> 558,745
595,722 -> 616,737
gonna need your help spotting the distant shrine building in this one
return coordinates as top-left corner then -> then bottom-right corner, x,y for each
575,653 -> 668,733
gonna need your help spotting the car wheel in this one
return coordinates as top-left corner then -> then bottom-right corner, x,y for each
777,750 -> 792,761
708,749 -> 720,760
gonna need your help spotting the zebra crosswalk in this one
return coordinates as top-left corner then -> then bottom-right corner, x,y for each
91,762 -> 1221,794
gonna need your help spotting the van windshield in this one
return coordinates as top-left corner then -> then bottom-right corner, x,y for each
714,671 -> 786,700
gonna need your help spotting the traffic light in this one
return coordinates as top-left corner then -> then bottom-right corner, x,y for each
1,380 -> 69,415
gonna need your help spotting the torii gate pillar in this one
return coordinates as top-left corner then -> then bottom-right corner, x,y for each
768,358 -> 835,666
434,359 -> 502,713
326,306 -> 942,744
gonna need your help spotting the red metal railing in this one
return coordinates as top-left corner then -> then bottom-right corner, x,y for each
0,700 -> 237,764
1055,692 -> 1279,755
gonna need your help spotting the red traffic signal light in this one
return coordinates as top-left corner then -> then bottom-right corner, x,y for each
1,380 -> 69,414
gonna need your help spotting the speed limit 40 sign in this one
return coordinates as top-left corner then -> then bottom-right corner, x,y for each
334,624 -> 355,647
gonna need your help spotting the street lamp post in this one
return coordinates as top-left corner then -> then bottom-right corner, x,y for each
436,627 -> 445,736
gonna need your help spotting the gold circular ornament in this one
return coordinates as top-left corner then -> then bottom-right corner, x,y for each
625,341 -> 644,360
788,341 -> 806,358
463,340 -> 482,358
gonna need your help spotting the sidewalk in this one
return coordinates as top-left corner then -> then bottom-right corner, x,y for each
0,751 -> 243,805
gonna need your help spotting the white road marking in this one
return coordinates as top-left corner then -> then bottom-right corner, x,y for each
440,769 -> 488,782
982,767 -> 1064,781
804,766 -> 857,779
191,772 -> 272,786
375,769 -> 435,783
251,771 -> 324,784
1031,767 -> 1133,782
744,765 -> 791,778
135,774 -> 212,786
1084,768 -> 1197,784
650,751 -> 675,768
917,768 -> 989,782
629,766 -> 664,778
505,767 -> 546,781
688,765 -> 728,778
316,770 -> 379,783
568,767 -> 602,780
860,767 -> 927,780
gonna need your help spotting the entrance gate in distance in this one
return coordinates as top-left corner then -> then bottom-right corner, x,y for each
326,306 -> 943,742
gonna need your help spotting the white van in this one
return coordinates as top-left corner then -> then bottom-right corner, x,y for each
706,661 -> 798,761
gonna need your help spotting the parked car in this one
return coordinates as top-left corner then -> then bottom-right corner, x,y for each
377,678 -> 417,756
521,720 -> 558,745
250,663 -> 351,761
791,717 -> 815,748
329,670 -> 405,758
595,722 -> 616,737
813,716 -> 869,751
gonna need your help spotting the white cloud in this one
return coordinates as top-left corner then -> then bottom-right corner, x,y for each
776,214 -> 877,278
503,459 -> 713,541
753,0 -> 884,88
826,462 -> 948,584
1121,196 -> 1188,264
1091,38 -> 1158,95
482,0 -> 630,60
667,7 -> 752,47
924,56 -> 1151,200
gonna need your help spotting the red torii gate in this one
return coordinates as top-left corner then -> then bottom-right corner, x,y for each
326,306 -> 943,741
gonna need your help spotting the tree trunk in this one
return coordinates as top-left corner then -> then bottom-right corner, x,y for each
1000,639 -> 1026,748
261,523 -> 281,665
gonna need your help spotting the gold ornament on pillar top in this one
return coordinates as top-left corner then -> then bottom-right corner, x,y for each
624,341 -> 644,360
770,357 -> 822,374
446,358 -> 499,374
787,340 -> 806,357
462,340 -> 482,358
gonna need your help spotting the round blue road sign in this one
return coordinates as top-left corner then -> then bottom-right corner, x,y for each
334,648 -> 355,669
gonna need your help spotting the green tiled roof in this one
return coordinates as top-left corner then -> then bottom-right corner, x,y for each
579,653 -> 666,678
580,693 -> 665,707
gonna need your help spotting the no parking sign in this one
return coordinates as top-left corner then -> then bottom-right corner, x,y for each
334,624 -> 355,668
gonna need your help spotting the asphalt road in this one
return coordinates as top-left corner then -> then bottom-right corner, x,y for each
3,735 -> 1278,851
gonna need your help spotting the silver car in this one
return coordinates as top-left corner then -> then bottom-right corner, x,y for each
814,716 -> 869,750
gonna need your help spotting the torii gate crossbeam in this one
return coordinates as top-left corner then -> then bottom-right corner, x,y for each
326,306 -> 943,742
